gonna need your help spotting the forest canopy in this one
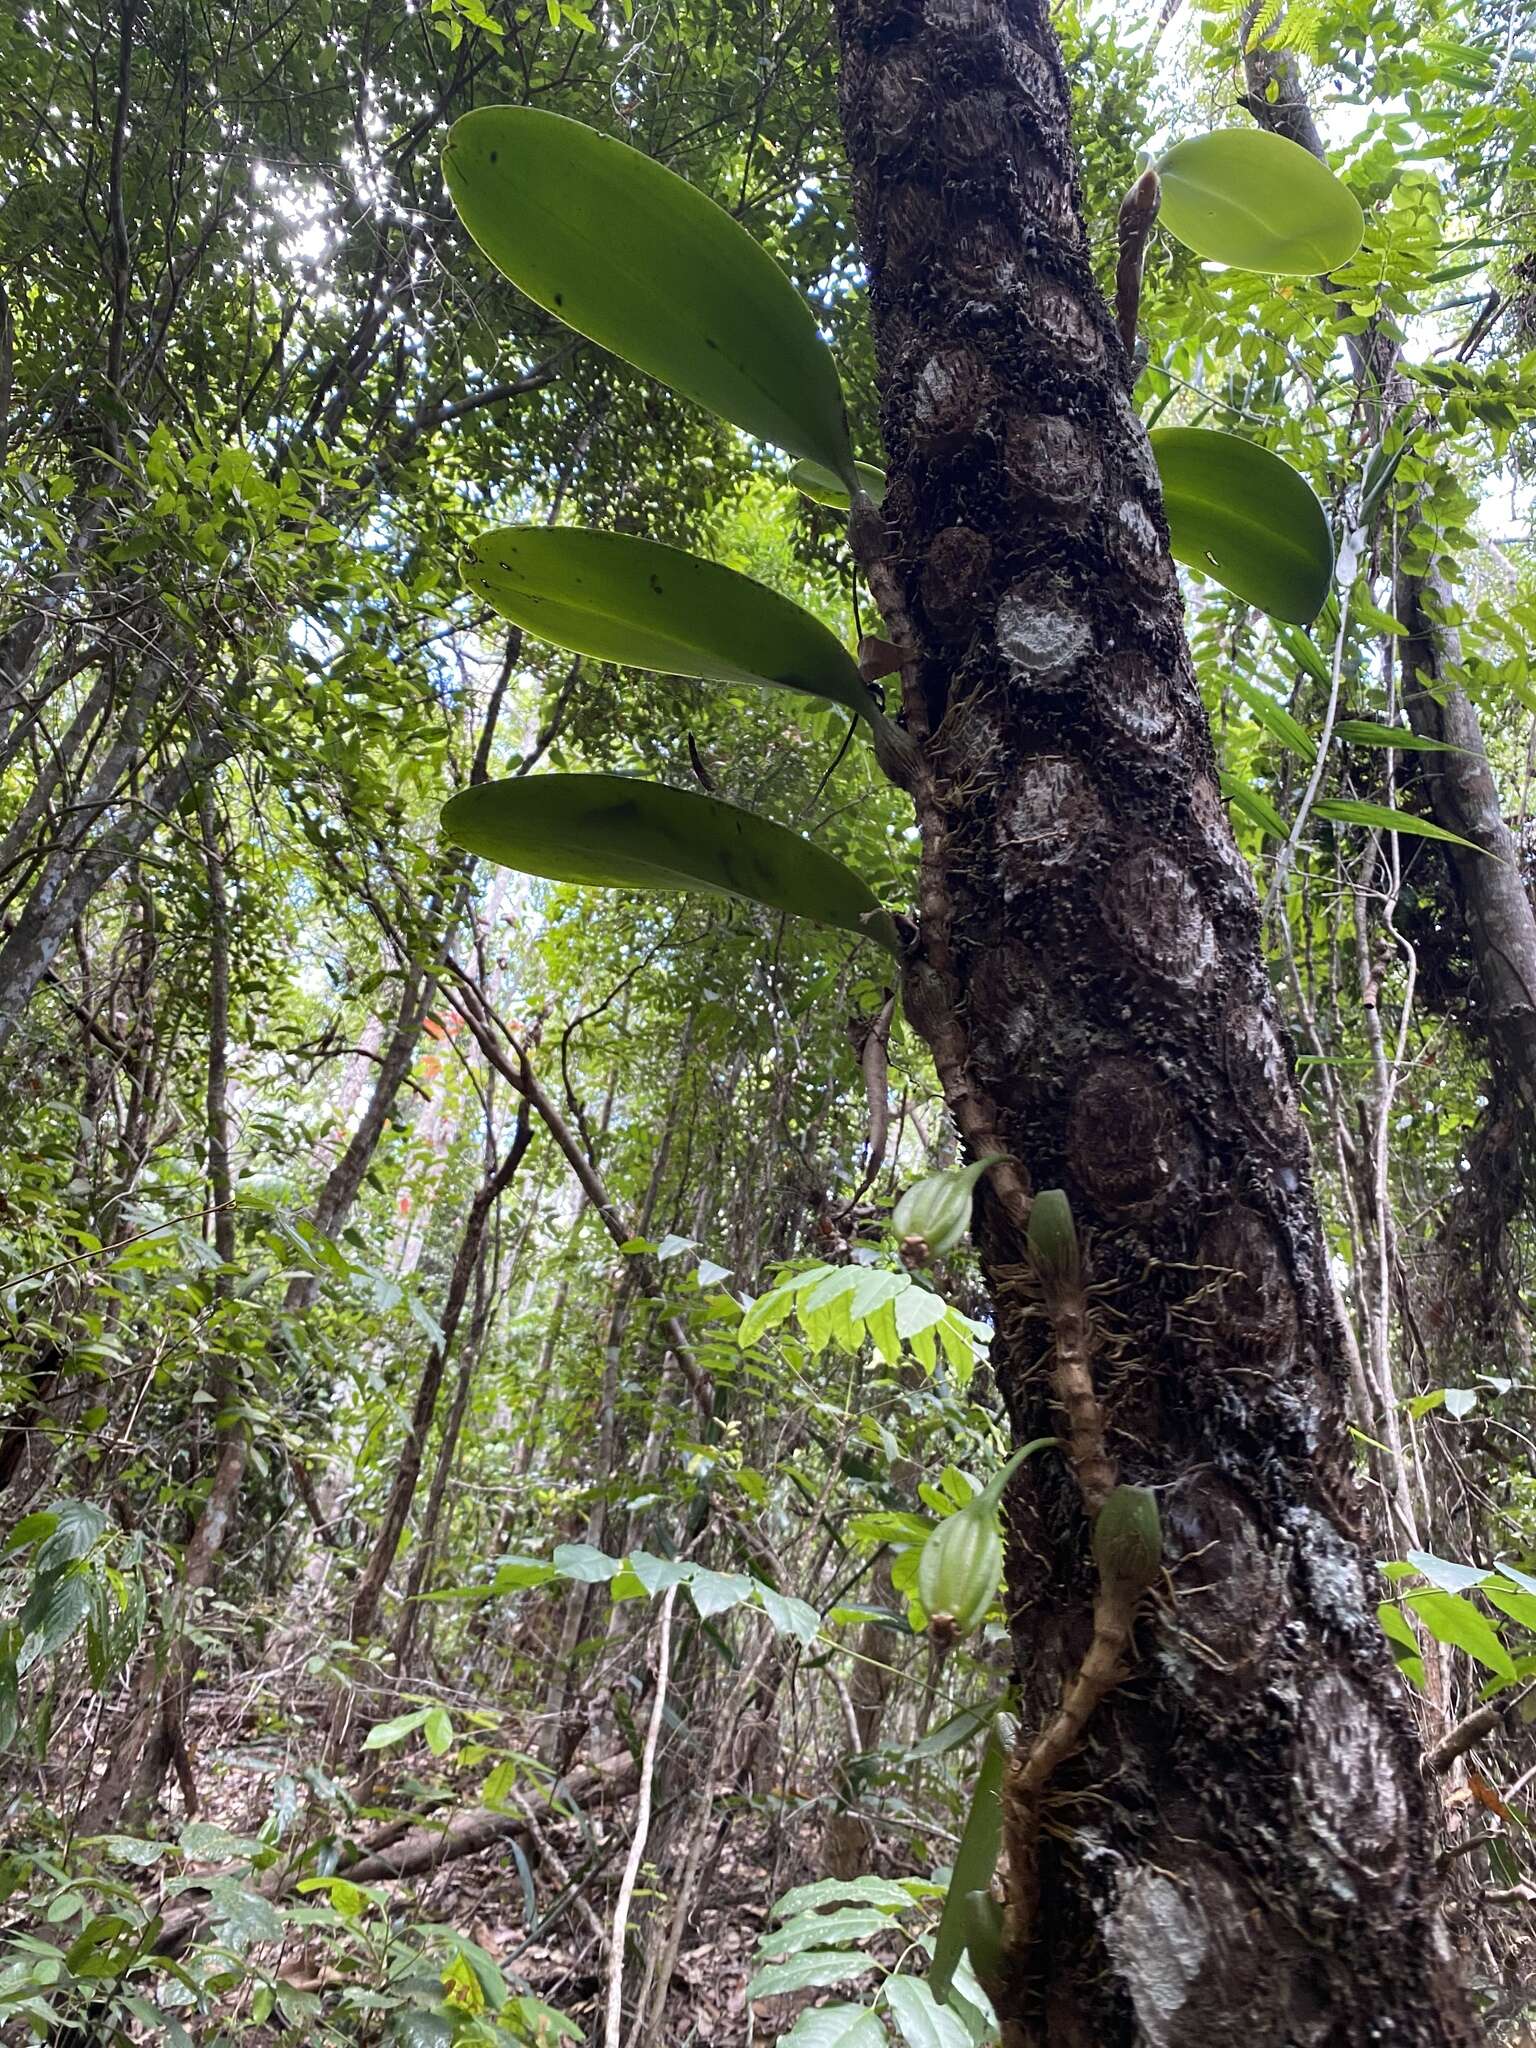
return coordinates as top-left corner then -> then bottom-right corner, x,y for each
1,0 -> 1535,2041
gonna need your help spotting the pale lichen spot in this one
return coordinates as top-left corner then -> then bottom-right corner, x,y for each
1104,1868 -> 1209,2047
1100,651 -> 1179,748
1297,1669 -> 1409,1901
995,589 -> 1092,688
998,755 -> 1105,890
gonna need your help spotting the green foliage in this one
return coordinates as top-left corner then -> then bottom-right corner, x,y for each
738,1262 -> 989,1381
1155,129 -> 1364,275
2,0 -> 1536,2032
927,1727 -> 1006,2009
462,525 -> 875,720
443,106 -> 857,481
1151,427 -> 1335,623
442,775 -> 901,953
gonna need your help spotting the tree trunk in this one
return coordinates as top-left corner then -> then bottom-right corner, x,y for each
345,1100 -> 532,1648
0,716 -> 228,1057
1396,568 -> 1536,1115
831,4 -> 1473,2039
80,798 -> 243,1831
291,966 -> 438,1300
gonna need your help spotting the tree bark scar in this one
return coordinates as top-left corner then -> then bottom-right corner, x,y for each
831,0 -> 1477,2038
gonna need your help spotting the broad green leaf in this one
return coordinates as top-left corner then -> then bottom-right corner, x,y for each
773,1875 -> 920,1919
1270,621 -> 1331,684
17,1571 -> 88,1676
756,1582 -> 821,1647
1312,798 -> 1482,852
885,1974 -> 973,2048
203,1877 -> 285,1948
1406,1590 -> 1516,1680
463,527 -> 873,719
490,1557 -> 557,1592
759,1905 -> 899,1958
1405,1549 -> 1490,1593
34,1501 -> 108,1572
845,1268 -> 905,1320
747,1949 -> 881,1999
1155,128 -> 1364,274
553,1542 -> 619,1582
1220,772 -> 1289,841
779,2006 -> 887,2048
442,775 -> 900,955
88,1836 -> 170,1867
894,1287 -> 949,1340
1352,597 -> 1410,641
393,2013 -> 452,2048
3,1511 -> 58,1556
687,1566 -> 753,1619
119,1998 -> 193,2048
626,1552 -> 691,1596
1377,1601 -> 1418,1653
789,459 -> 888,509
504,1998 -> 581,2042
178,1820 -> 259,1859
737,1284 -> 799,1350
904,1695 -> 1005,1761
423,1707 -> 454,1756
930,1733 -> 1004,2003
803,1267 -> 865,1312
1484,1584 -> 1536,1634
946,1955 -> 998,2046
362,1707 -> 431,1751
443,107 -> 855,481
1152,428 -> 1333,624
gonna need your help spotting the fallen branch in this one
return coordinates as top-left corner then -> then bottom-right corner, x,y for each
155,1749 -> 636,1953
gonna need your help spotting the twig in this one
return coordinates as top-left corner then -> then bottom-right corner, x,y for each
605,1584 -> 677,2048
1262,572 -> 1354,926
1426,1681 -> 1535,1774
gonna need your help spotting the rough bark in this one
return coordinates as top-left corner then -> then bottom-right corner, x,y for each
831,2 -> 1473,2039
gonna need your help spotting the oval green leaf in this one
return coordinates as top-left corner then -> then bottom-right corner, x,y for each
442,775 -> 900,955
788,459 -> 888,510
1155,128 -> 1364,275
463,526 -> 871,721
444,107 -> 855,482
1152,427 -> 1334,624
